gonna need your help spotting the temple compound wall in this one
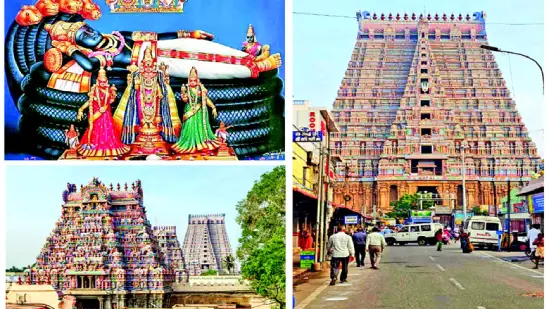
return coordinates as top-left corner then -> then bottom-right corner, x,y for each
330,11 -> 542,214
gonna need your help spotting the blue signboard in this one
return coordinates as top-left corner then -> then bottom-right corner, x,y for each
344,215 -> 359,225
293,128 -> 323,142
532,193 -> 544,213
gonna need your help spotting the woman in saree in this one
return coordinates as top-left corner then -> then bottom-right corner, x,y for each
171,67 -> 221,154
77,67 -> 130,156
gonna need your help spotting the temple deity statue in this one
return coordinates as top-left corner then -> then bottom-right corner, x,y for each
215,122 -> 233,143
242,24 -> 270,61
172,68 -> 221,154
64,125 -> 80,150
113,47 -> 181,152
76,67 -> 130,157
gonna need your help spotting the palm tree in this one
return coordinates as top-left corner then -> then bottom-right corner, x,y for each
223,255 -> 236,274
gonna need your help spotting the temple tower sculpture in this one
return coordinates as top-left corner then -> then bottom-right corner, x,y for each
331,11 -> 542,214
26,178 -> 174,309
183,214 -> 235,275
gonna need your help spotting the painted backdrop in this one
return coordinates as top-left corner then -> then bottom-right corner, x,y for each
4,0 -> 285,159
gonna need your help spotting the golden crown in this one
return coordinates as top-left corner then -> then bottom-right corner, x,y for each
45,21 -> 87,45
189,67 -> 198,79
108,0 -> 185,13
97,67 -> 108,81
247,24 -> 255,37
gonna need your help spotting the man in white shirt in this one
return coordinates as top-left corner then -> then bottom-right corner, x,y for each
528,224 -> 542,251
327,226 -> 355,285
366,226 -> 387,269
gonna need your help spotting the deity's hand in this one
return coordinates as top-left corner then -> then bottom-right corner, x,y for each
77,110 -> 84,121
100,106 -> 107,113
180,85 -> 188,102
212,108 -> 218,118
51,41 -> 72,54
190,30 -> 214,41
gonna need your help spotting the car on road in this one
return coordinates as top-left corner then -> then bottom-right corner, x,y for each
465,216 -> 502,249
384,223 -> 444,246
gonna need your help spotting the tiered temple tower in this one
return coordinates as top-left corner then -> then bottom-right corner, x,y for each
26,178 -> 174,308
183,214 -> 234,275
153,226 -> 186,282
331,11 -> 542,213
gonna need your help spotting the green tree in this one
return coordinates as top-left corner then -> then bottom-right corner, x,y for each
472,206 -> 489,216
200,269 -> 218,276
386,193 -> 435,219
6,266 -> 24,272
236,166 -> 285,309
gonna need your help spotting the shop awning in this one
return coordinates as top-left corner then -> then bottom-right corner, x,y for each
517,177 -> 544,196
293,184 -> 317,200
329,201 -> 373,219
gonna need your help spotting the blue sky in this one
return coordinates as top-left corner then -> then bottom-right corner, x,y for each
5,165 -> 278,267
293,0 -> 544,156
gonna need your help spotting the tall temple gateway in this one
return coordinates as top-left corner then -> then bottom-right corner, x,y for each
26,178 -> 177,308
183,214 -> 235,276
330,11 -> 542,214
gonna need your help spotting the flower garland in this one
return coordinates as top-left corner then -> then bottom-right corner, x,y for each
88,31 -> 125,70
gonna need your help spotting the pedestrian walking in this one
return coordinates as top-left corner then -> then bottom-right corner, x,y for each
533,232 -> 544,269
365,226 -> 387,269
352,227 -> 367,267
327,226 -> 355,285
528,224 -> 542,253
435,228 -> 443,251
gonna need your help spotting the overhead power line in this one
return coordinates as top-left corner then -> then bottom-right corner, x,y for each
293,11 -> 543,25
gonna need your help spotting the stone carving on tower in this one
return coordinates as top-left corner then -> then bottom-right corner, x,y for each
330,10 -> 542,213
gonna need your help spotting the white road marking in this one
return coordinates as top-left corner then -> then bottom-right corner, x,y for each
449,278 -> 465,290
349,274 -> 361,276
294,281 -> 330,309
429,256 -> 435,261
326,297 -> 348,301
336,283 -> 352,287
436,264 -> 446,271
477,306 -> 486,309
479,252 -> 544,275
531,275 -> 544,278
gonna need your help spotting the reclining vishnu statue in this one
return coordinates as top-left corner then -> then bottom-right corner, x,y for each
6,0 -> 284,159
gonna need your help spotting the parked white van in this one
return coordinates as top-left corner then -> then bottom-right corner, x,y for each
384,223 -> 444,246
465,216 -> 502,249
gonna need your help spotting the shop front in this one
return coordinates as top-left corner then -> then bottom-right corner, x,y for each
530,192 -> 544,229
293,186 -> 318,269
328,203 -> 371,235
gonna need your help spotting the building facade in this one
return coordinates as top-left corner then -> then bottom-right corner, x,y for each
330,11 -> 542,214
293,100 -> 341,266
153,226 -> 186,282
182,214 -> 235,276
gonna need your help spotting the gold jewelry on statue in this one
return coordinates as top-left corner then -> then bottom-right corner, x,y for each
177,30 -> 190,38
67,45 -> 79,56
44,21 -> 86,45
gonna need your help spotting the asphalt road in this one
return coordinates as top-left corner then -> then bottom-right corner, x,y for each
294,243 -> 544,309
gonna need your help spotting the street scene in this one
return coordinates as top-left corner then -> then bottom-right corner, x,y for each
295,244 -> 544,308
292,0 -> 544,308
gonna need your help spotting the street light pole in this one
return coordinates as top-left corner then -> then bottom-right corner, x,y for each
461,143 -> 468,228
480,45 -> 544,94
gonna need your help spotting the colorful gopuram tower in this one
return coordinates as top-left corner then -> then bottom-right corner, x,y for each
331,11 -> 542,214
182,214 -> 235,276
26,178 -> 174,309
153,226 -> 186,282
